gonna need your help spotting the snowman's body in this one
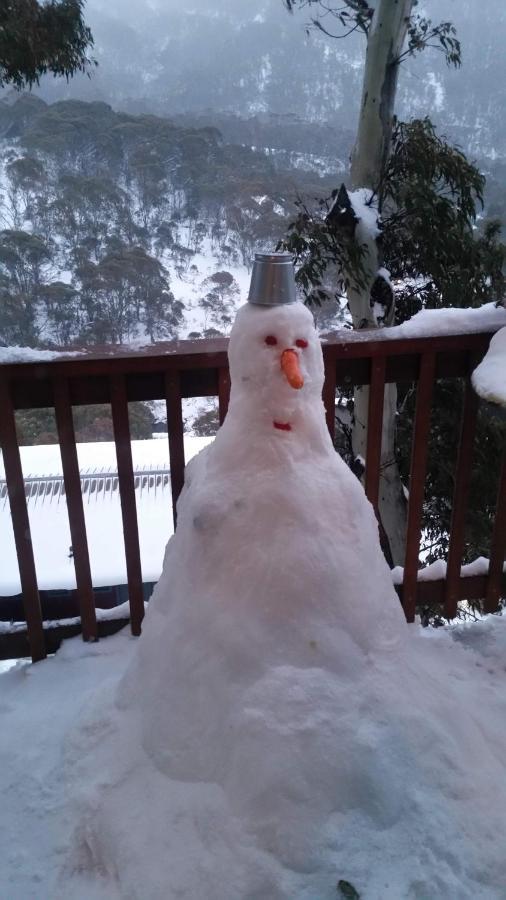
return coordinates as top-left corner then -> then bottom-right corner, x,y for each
63,300 -> 506,900
119,302 -> 405,793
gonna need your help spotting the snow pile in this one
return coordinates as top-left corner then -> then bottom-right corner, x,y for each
394,301 -> 506,339
35,301 -> 506,900
471,325 -> 506,407
3,618 -> 506,898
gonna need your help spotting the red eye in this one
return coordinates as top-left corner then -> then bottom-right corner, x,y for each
295,339 -> 308,349
265,335 -> 278,346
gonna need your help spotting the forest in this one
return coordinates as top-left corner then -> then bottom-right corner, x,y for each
0,93 -> 341,349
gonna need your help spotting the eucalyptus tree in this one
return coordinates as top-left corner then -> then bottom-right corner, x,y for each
76,244 -> 180,345
0,229 -> 53,296
283,0 -> 466,564
201,270 -> 239,332
39,281 -> 81,345
5,156 -> 45,229
0,0 -> 94,89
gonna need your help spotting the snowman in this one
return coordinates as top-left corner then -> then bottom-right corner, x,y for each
118,252 -> 406,794
62,256 -> 506,899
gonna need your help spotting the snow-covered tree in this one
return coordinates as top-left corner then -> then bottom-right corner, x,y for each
200,270 -> 239,332
75,244 -> 180,344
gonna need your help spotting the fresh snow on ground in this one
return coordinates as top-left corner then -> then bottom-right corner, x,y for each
2,616 -> 506,899
472,325 -> 506,407
161,231 -> 254,338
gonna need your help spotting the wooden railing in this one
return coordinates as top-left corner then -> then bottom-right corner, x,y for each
1,329 -> 505,662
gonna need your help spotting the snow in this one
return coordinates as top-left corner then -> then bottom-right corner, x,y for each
348,188 -> 380,239
391,555 -> 506,585
0,346 -> 84,362
426,71 -> 445,112
3,602 -> 506,897
3,298 -> 506,899
0,600 -> 140,635
0,439 -> 184,482
11,297 -> 497,900
323,301 -> 506,344
377,265 -> 392,287
0,632 -> 137,896
394,302 -> 506,339
158,230 -> 253,338
0,437 -> 212,596
471,325 -> 506,407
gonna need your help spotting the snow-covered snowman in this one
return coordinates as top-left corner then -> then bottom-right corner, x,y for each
64,255 -> 506,899
118,252 -> 406,803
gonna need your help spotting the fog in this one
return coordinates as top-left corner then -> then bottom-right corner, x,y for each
28,0 -> 506,158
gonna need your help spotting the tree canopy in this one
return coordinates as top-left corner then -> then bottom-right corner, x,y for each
0,0 -> 95,89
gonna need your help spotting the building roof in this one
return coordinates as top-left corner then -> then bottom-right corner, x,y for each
0,436 -> 212,596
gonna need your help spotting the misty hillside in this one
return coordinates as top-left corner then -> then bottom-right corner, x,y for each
0,96 -> 345,354
1,0 -> 504,362
30,0 -> 506,161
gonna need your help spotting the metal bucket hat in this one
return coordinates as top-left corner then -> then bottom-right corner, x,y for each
247,252 -> 298,306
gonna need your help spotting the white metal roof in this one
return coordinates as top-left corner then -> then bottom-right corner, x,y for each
0,437 -> 213,596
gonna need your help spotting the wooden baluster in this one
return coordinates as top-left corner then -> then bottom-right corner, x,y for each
444,379 -> 479,619
365,355 -> 386,512
53,378 -> 97,642
110,375 -> 144,636
485,440 -> 506,614
165,371 -> 185,529
402,351 -> 436,622
218,366 -> 230,426
323,349 -> 337,441
0,377 -> 45,661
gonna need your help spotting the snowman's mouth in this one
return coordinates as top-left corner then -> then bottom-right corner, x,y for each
273,421 -> 292,432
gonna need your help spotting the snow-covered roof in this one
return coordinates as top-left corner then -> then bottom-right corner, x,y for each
0,437 -> 213,596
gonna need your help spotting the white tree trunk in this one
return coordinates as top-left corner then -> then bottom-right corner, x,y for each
348,0 -> 414,566
350,0 -> 413,190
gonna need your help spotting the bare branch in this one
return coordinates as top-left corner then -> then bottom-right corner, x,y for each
284,0 -> 372,37
312,18 -> 361,39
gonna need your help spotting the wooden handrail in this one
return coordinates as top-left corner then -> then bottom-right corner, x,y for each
0,330 -> 495,409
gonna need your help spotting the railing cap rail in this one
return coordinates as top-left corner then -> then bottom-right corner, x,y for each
0,325 -> 504,377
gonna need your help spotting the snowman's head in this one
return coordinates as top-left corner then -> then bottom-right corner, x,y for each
227,302 -> 324,433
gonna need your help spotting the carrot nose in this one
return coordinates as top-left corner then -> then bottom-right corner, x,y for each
280,349 -> 304,389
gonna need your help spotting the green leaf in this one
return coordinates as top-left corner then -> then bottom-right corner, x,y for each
337,880 -> 361,899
